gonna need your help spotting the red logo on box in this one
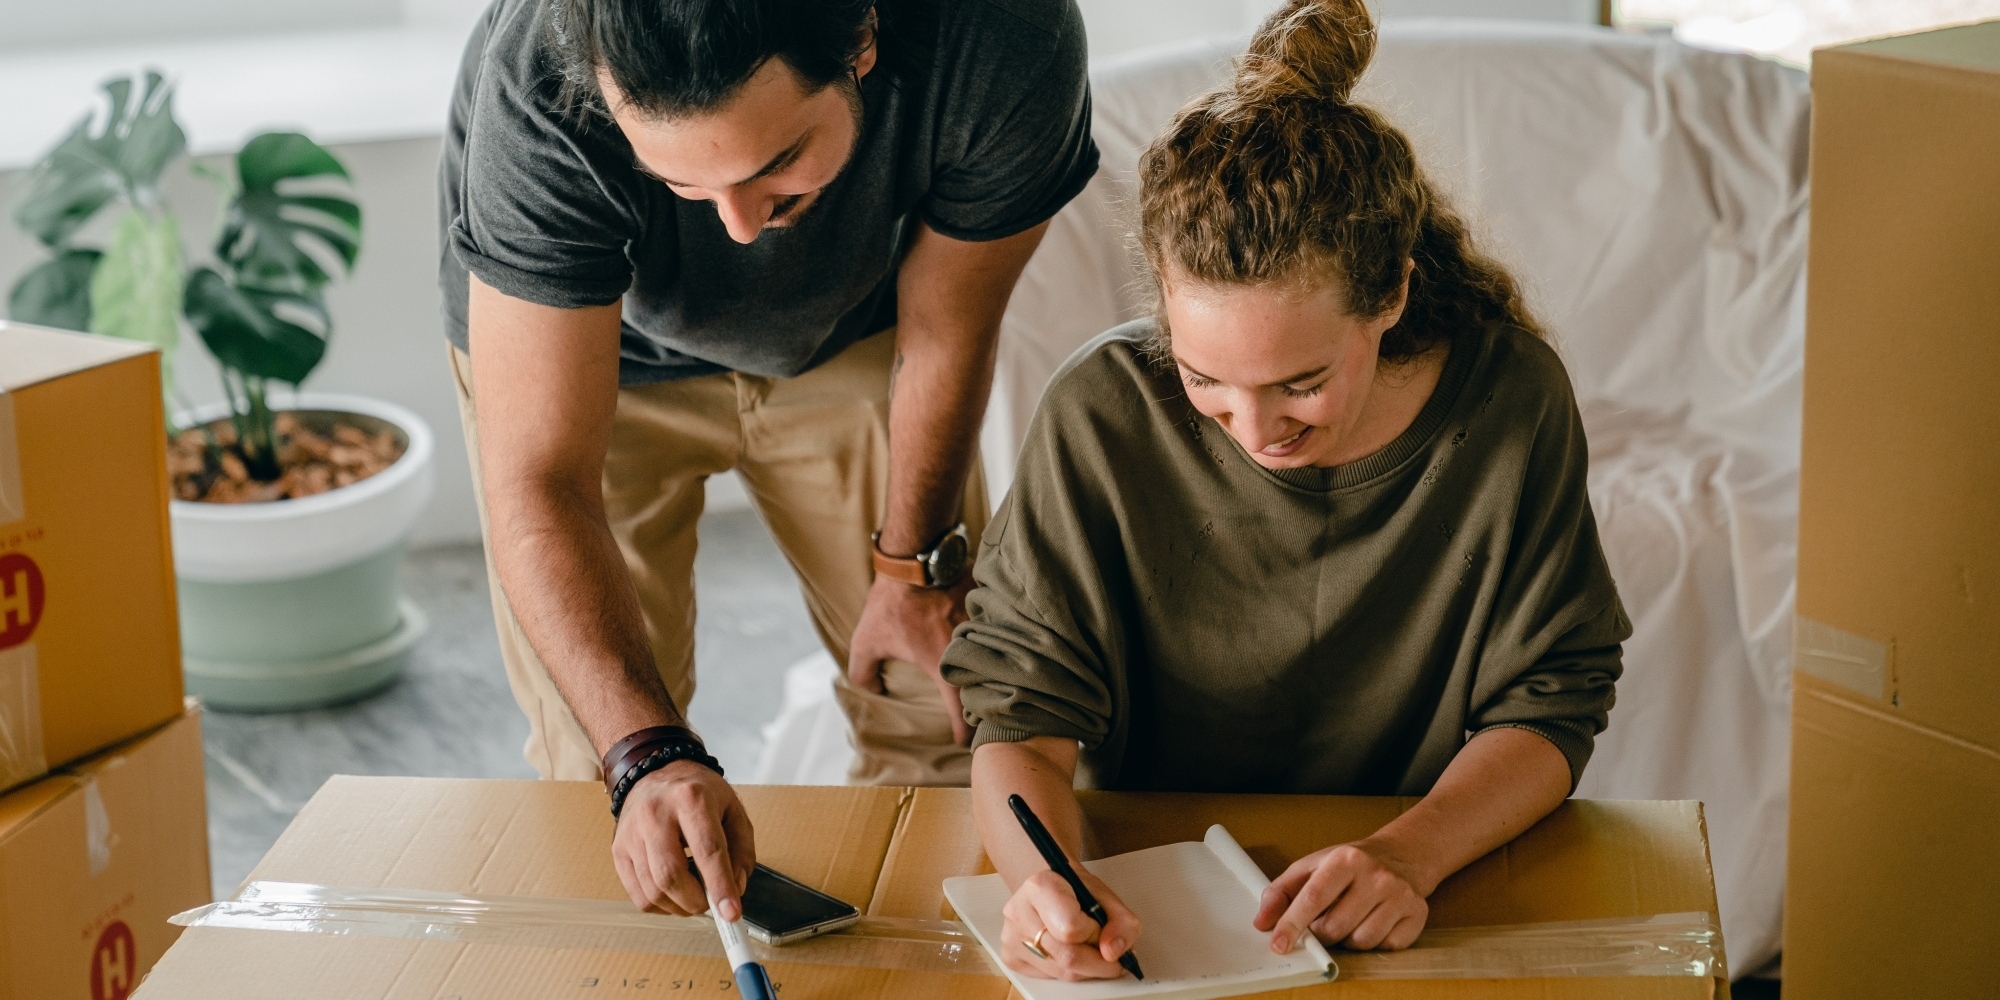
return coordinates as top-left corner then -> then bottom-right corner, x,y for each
90,921 -> 136,1000
0,552 -> 43,649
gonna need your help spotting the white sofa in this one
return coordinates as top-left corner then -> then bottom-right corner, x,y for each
768,19 -> 1810,978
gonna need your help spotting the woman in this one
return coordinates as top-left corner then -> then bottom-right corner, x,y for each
939,0 -> 1628,982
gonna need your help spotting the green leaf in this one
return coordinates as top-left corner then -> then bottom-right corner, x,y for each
6,249 -> 102,331
184,267 -> 327,384
216,132 -> 361,296
89,210 -> 183,387
10,72 -> 185,248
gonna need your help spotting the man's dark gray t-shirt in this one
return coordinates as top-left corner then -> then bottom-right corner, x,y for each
438,0 -> 1099,385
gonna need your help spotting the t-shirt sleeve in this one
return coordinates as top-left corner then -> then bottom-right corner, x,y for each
449,44 -> 642,309
918,0 -> 1100,242
943,364 -> 1126,749
1465,365 -> 1629,791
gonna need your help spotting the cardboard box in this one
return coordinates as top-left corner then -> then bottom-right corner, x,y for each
1793,21 -> 2000,747
0,322 -> 185,793
1,703 -> 211,1000
137,779 -> 1725,999
1788,20 -> 2000,998
1788,677 -> 2000,999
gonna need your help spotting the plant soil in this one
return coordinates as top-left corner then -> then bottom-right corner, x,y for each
169,412 -> 405,503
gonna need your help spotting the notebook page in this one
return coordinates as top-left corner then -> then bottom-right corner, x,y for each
943,826 -> 1333,1000
1201,825 -> 1338,973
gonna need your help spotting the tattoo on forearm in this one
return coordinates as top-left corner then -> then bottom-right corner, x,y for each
889,350 -> 905,400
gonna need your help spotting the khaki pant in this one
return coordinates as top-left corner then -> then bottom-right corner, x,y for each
449,328 -> 982,787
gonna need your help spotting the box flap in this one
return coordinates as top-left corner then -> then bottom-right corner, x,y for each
246,778 -> 906,909
875,790 -> 1719,939
137,780 -> 933,1000
0,321 -> 155,392
0,772 -> 77,842
1839,19 -> 2000,73
874,790 -> 1722,999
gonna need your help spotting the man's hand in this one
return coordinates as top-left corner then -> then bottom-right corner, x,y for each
847,573 -> 975,745
1001,868 -> 1142,981
1254,840 -> 1429,952
611,760 -> 757,918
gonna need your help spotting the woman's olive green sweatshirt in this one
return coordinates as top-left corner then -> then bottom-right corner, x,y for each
941,321 -> 1628,795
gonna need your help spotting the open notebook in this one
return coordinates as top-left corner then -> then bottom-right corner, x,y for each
943,825 -> 1337,1000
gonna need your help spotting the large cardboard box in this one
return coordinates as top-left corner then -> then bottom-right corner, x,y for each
1787,19 -> 2000,999
1788,677 -> 2000,999
0,322 -> 185,793
1,704 -> 211,1000
137,779 -> 1726,999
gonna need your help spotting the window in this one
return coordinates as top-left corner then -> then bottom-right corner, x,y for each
1614,0 -> 2000,66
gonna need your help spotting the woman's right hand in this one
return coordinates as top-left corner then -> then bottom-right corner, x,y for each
999,868 -> 1143,981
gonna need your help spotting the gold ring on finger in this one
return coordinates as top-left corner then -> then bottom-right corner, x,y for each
1023,928 -> 1050,960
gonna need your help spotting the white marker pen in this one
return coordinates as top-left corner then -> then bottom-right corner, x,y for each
711,902 -> 776,1000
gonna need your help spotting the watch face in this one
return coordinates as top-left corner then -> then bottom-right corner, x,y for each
927,533 -> 970,587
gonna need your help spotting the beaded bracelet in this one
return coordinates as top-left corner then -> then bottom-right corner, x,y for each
606,735 -> 724,819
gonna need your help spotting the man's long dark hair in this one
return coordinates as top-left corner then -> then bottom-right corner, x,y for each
547,0 -> 929,120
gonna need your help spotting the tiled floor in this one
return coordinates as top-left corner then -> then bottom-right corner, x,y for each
199,509 -> 820,899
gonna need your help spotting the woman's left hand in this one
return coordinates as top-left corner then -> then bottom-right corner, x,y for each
1253,841 -> 1429,952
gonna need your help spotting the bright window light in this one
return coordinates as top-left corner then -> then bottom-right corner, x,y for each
1615,0 -> 2000,65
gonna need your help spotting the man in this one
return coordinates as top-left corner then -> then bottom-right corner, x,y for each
436,0 -> 1096,920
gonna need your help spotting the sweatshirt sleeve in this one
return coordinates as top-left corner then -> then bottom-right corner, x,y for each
1464,350 -> 1629,791
941,356 -> 1132,751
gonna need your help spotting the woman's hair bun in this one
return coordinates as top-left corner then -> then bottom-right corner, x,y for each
1234,0 -> 1377,105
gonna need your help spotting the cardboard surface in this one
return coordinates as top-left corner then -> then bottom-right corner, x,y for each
1787,21 -> 2000,998
879,790 -> 1724,1000
0,704 -> 211,1000
240,778 -> 907,907
0,322 -> 185,794
1786,677 -> 2000,998
139,780 -> 921,1000
139,780 -> 1722,1000
1795,21 -> 2000,748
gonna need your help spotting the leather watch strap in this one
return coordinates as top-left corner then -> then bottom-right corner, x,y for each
871,545 -> 932,586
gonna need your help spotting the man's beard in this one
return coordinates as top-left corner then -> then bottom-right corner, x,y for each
764,76 -> 867,231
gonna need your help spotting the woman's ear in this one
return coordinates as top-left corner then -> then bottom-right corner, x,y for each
1370,258 -> 1416,337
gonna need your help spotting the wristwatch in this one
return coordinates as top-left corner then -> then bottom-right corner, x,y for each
872,523 -> 972,589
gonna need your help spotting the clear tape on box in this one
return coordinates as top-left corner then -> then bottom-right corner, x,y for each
0,643 -> 46,791
173,881 -> 1722,981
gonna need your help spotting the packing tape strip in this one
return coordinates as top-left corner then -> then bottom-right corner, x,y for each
0,643 -> 46,790
173,882 -> 1721,981
1795,615 -> 1888,700
175,881 -> 993,976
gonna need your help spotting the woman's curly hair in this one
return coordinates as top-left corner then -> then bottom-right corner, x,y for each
1138,0 -> 1542,362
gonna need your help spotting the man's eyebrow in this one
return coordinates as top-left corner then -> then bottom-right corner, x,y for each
1176,360 -> 1331,387
647,132 -> 811,189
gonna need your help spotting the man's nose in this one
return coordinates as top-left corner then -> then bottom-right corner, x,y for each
712,190 -> 770,244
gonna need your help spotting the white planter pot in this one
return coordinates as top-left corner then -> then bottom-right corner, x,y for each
169,392 -> 435,711
171,392 -> 435,583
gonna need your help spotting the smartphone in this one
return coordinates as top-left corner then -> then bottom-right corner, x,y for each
739,864 -> 860,945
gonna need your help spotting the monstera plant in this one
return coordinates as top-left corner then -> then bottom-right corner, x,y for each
8,70 -> 435,713
8,70 -> 361,481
